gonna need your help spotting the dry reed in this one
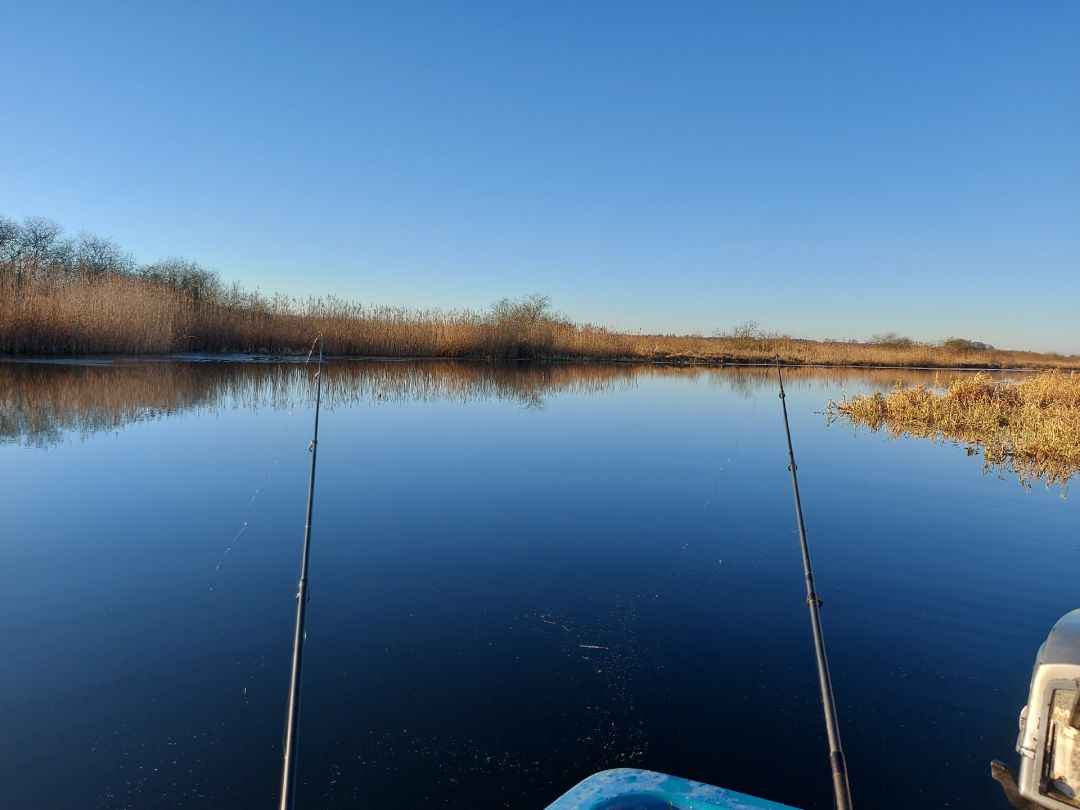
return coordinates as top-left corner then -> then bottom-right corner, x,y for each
4,215 -> 1077,367
829,371 -> 1080,489
3,273 -> 1079,369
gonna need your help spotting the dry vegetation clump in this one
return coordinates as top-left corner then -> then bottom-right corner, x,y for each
829,371 -> 1080,489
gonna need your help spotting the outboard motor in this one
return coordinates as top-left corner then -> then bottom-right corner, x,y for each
994,610 -> 1080,809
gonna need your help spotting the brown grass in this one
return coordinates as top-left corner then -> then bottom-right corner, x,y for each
828,370 -> 1080,489
2,273 -> 1078,369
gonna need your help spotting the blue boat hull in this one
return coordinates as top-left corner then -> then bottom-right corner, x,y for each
545,768 -> 803,810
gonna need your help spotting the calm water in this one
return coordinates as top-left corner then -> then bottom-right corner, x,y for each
1,359 -> 1076,810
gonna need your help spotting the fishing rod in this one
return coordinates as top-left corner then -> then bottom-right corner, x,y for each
775,357 -> 854,810
278,335 -> 324,810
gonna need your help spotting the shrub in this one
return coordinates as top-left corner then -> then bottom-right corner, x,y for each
869,332 -> 915,349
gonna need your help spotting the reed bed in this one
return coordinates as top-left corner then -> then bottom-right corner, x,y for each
829,371 -> 1080,489
2,216 -> 1077,367
3,273 -> 1078,369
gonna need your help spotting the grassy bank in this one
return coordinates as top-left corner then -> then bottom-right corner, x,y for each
2,216 -> 1077,368
829,370 -> 1080,489
5,272 -> 1078,369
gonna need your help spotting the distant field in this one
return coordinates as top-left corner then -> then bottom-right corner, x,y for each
2,216 -> 1077,369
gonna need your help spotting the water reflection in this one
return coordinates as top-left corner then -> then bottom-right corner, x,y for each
0,358 -> 1001,448
1,357 -> 1071,810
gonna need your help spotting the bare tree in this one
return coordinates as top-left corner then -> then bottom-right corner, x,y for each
490,293 -> 557,325
0,216 -> 18,258
869,331 -> 914,349
713,320 -> 761,340
141,258 -> 220,305
75,232 -> 132,278
0,216 -> 18,282
19,216 -> 64,257
5,217 -> 67,285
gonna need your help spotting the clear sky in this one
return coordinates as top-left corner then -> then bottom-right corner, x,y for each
2,1 -> 1077,352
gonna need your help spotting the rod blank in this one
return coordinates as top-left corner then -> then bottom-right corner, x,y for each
279,336 -> 324,810
775,358 -> 853,810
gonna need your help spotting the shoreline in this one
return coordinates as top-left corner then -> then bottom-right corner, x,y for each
0,351 -> 1061,373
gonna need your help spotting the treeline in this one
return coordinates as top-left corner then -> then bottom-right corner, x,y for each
1,215 -> 1077,368
0,216 -> 585,356
0,215 -> 219,301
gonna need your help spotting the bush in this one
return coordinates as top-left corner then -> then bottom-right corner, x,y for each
942,337 -> 992,352
869,332 -> 914,349
712,320 -> 761,340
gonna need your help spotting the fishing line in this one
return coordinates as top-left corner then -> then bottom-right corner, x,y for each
702,396 -> 757,509
210,336 -> 324,581
646,393 -> 758,604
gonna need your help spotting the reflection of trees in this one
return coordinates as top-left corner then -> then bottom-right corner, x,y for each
0,359 -> 981,448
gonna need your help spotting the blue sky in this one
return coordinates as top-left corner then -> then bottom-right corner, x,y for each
2,1 -> 1077,352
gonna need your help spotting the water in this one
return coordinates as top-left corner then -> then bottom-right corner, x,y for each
1,359 -> 1075,809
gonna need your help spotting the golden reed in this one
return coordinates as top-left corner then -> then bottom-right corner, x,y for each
830,370 -> 1080,488
3,274 -> 1078,369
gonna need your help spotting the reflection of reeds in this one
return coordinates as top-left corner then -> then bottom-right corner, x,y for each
1,359 -> 960,447
0,360 -> 634,446
829,371 -> 1080,489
